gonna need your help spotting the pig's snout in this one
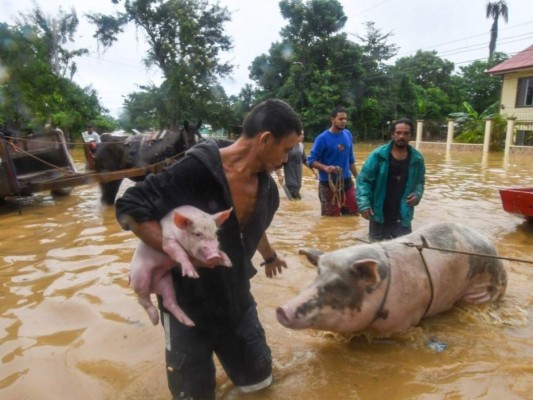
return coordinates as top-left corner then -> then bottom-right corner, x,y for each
204,254 -> 222,264
276,305 -> 295,328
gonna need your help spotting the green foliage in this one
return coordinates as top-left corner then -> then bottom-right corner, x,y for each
457,54 -> 506,113
279,0 -> 347,43
1,0 -> 510,144
248,0 -> 367,136
0,9 -> 109,139
17,6 -> 89,78
450,101 -> 506,149
89,0 -> 234,129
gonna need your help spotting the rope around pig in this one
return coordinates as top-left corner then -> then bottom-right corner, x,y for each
353,237 -> 533,267
355,235 -> 533,322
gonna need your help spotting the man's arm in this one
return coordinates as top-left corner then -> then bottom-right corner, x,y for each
408,157 -> 426,206
311,160 -> 338,174
355,160 -> 376,220
350,163 -> 358,179
129,220 -> 164,251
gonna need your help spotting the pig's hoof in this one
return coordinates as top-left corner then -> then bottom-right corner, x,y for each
147,310 -> 160,325
181,265 -> 199,278
180,318 -> 196,327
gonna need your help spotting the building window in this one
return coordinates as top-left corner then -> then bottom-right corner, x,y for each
516,77 -> 533,107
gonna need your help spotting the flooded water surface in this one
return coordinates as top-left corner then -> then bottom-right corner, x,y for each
0,144 -> 532,399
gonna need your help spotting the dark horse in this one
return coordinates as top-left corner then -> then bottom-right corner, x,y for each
94,121 -> 202,204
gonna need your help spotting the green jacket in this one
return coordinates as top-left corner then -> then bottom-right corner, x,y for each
356,141 -> 425,227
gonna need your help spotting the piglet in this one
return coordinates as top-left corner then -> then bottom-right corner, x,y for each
130,205 -> 232,326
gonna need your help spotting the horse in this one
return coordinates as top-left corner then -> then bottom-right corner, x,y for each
94,121 -> 202,205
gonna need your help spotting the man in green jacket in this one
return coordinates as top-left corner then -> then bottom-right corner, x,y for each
356,118 -> 425,241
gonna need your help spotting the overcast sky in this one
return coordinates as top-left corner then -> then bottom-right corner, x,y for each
1,0 -> 532,118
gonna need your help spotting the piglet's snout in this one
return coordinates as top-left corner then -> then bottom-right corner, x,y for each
199,244 -> 221,263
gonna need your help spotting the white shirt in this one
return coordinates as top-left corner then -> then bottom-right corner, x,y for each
82,130 -> 101,143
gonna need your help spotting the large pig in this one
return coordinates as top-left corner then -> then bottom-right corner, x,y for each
130,206 -> 232,326
277,222 -> 507,334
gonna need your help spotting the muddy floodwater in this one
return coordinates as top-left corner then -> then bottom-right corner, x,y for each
1,144 -> 532,399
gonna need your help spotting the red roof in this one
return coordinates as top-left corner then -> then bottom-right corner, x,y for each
487,45 -> 533,75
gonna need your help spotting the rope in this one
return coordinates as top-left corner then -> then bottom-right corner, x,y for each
354,233 -> 531,321
370,246 -> 392,323
413,235 -> 435,317
403,241 -> 533,264
354,237 -> 533,265
5,132 -> 175,147
328,166 -> 345,208
2,133 -> 188,181
6,146 -> 76,175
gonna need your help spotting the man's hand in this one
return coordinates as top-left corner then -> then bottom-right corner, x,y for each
406,193 -> 418,206
360,208 -> 374,220
323,165 -> 338,174
275,169 -> 284,185
265,256 -> 287,278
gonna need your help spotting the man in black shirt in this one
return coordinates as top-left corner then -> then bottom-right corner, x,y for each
115,99 -> 302,399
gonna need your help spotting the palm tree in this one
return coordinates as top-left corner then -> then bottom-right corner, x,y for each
486,1 -> 509,60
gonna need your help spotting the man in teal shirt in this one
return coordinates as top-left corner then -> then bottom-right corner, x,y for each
356,118 -> 425,241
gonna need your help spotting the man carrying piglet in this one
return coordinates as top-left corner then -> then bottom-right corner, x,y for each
115,99 -> 302,400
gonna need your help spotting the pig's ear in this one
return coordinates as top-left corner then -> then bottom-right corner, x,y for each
298,248 -> 324,267
173,211 -> 191,229
351,259 -> 380,286
213,207 -> 233,226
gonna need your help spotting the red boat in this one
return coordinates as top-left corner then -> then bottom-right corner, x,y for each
499,187 -> 533,222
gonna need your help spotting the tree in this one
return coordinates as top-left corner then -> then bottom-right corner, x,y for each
449,101 -> 506,149
279,0 -> 347,46
0,19 -> 108,137
350,21 -> 399,137
356,21 -> 398,72
457,52 -> 507,113
486,1 -> 509,60
88,0 -> 233,128
249,0 -> 365,136
386,51 -> 457,123
17,6 -> 88,78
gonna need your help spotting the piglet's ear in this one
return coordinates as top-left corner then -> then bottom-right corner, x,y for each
351,259 -> 380,286
173,211 -> 191,229
298,248 -> 324,267
213,207 -> 233,226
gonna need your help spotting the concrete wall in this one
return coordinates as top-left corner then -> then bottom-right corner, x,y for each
416,141 -> 533,154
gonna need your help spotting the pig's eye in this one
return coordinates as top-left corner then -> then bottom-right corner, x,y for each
194,232 -> 202,238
